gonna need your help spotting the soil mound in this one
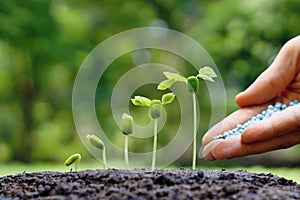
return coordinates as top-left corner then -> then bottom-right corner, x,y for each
0,169 -> 299,199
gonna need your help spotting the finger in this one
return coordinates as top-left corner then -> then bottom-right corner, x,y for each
201,140 -> 220,161
202,104 -> 268,146
236,37 -> 300,107
242,104 -> 300,144
209,132 -> 300,160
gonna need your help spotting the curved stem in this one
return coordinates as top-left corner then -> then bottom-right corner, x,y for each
103,148 -> 107,170
124,135 -> 129,169
192,92 -> 197,170
151,118 -> 158,170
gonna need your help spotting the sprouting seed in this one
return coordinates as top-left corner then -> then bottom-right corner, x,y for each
64,153 -> 81,172
87,134 -> 107,169
121,113 -> 133,169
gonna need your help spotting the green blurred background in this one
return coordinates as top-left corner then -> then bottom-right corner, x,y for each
0,0 -> 300,172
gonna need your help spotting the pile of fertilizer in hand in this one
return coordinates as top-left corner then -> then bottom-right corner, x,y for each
214,99 -> 299,140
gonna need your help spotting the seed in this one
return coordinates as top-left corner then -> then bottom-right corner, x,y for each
213,100 -> 299,140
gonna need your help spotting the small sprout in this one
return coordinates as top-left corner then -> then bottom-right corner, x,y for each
187,76 -> 199,93
87,134 -> 104,150
121,113 -> 133,169
64,153 -> 81,172
158,66 -> 217,170
131,93 -> 176,170
122,113 -> 133,135
87,134 -> 107,169
149,100 -> 162,119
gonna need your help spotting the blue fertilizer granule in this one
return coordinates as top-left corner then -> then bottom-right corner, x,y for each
213,99 -> 299,140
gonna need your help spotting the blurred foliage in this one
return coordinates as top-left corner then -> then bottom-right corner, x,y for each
0,0 -> 299,166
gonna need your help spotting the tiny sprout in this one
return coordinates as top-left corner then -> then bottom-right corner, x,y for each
87,134 -> 107,169
122,113 -> 133,135
158,66 -> 217,170
64,153 -> 81,172
131,92 -> 176,170
121,113 -> 133,169
149,100 -> 162,119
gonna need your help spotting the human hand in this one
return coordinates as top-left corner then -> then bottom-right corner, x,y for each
201,35 -> 300,160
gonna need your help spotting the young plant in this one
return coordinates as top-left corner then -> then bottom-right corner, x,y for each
64,153 -> 81,172
158,66 -> 217,170
87,134 -> 108,169
131,92 -> 175,170
121,113 -> 133,170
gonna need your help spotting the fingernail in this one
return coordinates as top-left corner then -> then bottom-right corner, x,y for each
200,140 -> 220,161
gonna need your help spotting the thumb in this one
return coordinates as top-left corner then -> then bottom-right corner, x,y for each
236,37 -> 300,107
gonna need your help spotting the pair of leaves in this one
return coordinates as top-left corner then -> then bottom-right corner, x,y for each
197,66 -> 217,82
131,93 -> 175,107
157,72 -> 186,90
158,66 -> 217,90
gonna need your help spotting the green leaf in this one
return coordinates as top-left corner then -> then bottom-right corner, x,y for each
87,134 -> 105,150
197,74 -> 215,82
161,93 -> 175,105
198,66 -> 217,80
157,79 -> 176,90
131,96 -> 152,107
163,72 -> 187,82
64,153 -> 81,166
121,113 -> 133,135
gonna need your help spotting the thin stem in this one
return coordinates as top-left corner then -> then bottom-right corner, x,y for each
151,118 -> 158,170
192,92 -> 197,170
103,148 -> 107,170
124,135 -> 129,169
74,162 -> 78,172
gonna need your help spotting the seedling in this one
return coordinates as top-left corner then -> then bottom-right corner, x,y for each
121,113 -> 133,169
64,153 -> 81,172
87,134 -> 108,169
158,66 -> 217,170
131,92 -> 175,170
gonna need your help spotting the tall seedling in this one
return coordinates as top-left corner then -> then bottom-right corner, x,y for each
158,67 -> 217,169
131,93 -> 175,170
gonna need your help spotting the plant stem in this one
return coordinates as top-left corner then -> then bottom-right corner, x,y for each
75,162 -> 78,172
103,148 -> 107,170
192,92 -> 197,170
151,118 -> 158,170
124,135 -> 129,169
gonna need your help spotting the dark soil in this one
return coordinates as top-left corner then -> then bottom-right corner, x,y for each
0,169 -> 299,200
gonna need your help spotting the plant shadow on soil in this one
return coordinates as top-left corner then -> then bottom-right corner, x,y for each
0,168 -> 299,199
